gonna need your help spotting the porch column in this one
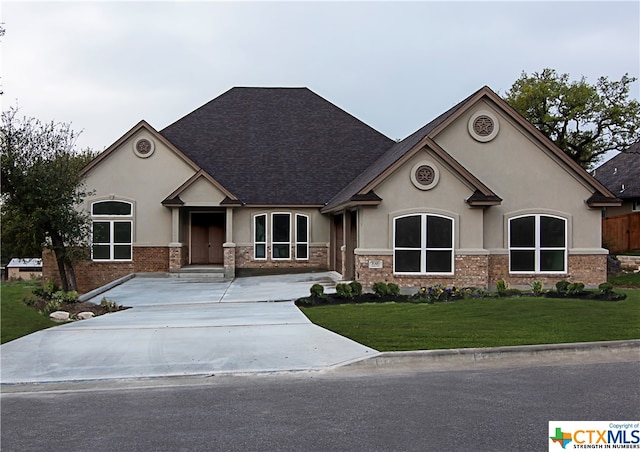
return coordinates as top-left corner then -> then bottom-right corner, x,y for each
223,207 -> 236,278
169,207 -> 184,271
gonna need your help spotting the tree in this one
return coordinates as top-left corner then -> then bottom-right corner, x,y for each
503,69 -> 640,169
0,108 -> 95,291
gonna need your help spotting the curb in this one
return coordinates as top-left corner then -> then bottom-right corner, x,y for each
78,273 -> 136,303
337,339 -> 640,371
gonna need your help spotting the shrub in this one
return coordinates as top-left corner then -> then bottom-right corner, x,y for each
42,300 -> 61,316
496,279 -> 508,296
100,298 -> 120,313
555,280 -> 570,294
598,282 -> 614,294
349,281 -> 363,297
310,283 -> 325,298
566,282 -> 585,295
386,283 -> 400,297
335,283 -> 353,299
530,280 -> 544,296
372,282 -> 389,297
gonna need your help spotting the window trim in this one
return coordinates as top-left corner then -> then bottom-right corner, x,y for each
254,214 -> 267,260
295,214 -> 309,261
393,213 -> 454,275
91,220 -> 133,261
508,214 -> 567,274
90,199 -> 134,262
271,212 -> 292,261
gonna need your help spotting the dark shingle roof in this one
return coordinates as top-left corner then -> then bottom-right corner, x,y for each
593,143 -> 640,199
160,88 -> 394,205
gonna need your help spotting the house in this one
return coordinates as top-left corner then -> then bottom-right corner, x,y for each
593,144 -> 640,253
43,86 -> 621,293
593,143 -> 640,217
7,258 -> 43,280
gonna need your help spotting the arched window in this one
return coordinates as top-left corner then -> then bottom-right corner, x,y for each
394,214 -> 454,274
91,201 -> 133,261
509,214 -> 566,273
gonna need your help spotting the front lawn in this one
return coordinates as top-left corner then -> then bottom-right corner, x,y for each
300,289 -> 640,351
1,280 -> 57,344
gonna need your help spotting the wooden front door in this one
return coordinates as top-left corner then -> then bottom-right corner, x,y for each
191,213 -> 225,264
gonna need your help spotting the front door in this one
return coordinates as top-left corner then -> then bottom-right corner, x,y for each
191,213 -> 225,264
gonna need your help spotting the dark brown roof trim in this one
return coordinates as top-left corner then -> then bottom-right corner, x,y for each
163,169 -> 240,205
586,192 -> 623,207
161,196 -> 184,207
80,120 -> 201,177
466,190 -> 503,207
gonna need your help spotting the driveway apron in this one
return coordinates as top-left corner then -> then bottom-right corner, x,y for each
0,273 -> 377,384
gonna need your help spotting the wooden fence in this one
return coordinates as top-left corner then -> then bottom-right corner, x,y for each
602,212 -> 640,253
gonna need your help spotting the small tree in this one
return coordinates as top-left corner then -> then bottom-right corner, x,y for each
0,108 -> 95,291
504,69 -> 640,169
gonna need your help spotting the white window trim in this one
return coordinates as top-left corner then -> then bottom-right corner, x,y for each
509,214 -> 567,274
632,201 -> 640,212
91,220 -> 133,261
271,212 -> 292,261
393,213 -> 455,275
254,214 -> 267,260
91,200 -> 134,262
295,214 -> 309,261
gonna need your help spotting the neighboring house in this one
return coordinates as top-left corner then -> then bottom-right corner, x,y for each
43,86 -> 620,292
7,258 -> 43,280
593,143 -> 640,217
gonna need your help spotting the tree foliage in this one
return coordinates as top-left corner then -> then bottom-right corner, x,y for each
0,108 -> 95,291
504,69 -> 640,169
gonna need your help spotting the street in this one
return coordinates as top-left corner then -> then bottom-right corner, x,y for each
2,361 -> 638,451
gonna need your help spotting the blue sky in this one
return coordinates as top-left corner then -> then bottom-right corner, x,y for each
2,1 -> 638,160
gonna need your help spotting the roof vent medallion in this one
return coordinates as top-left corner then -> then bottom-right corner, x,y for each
411,161 -> 439,191
133,137 -> 155,158
468,110 -> 499,143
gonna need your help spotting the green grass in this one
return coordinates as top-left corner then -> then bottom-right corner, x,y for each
301,290 -> 640,351
1,280 -> 56,344
608,272 -> 640,288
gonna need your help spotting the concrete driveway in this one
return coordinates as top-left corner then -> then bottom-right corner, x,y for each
0,272 -> 378,384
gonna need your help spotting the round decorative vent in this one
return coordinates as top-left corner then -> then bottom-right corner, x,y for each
133,137 -> 155,158
473,115 -> 494,136
416,165 -> 436,186
468,110 -> 499,142
411,161 -> 439,191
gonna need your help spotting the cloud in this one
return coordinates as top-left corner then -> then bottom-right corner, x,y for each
2,1 -> 638,152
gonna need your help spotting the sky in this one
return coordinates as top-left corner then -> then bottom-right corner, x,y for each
1,1 -> 639,160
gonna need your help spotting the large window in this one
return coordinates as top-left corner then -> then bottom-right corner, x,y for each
394,214 -> 454,274
509,214 -> 566,273
295,214 -> 309,260
272,213 -> 291,260
254,214 -> 267,259
91,201 -> 133,261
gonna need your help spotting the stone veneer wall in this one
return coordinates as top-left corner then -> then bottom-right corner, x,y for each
235,245 -> 328,271
43,246 -> 169,294
355,253 -> 607,290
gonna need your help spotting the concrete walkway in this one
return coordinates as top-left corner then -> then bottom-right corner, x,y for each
0,273 -> 378,384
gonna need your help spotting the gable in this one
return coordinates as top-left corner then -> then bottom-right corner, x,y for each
163,171 -> 236,206
324,86 -> 619,212
160,87 -> 394,205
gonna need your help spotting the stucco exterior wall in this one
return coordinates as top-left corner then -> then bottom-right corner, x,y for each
357,150 -> 485,252
82,130 -> 197,246
433,100 -> 604,253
